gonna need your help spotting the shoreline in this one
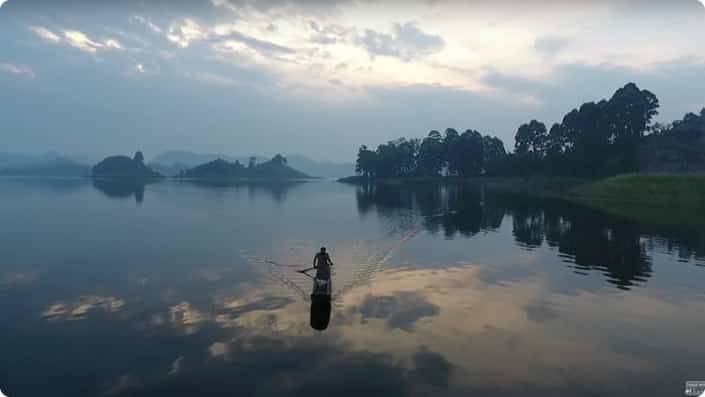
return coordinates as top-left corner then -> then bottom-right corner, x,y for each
338,173 -> 705,208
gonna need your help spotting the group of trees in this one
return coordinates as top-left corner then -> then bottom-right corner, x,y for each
179,154 -> 310,179
512,82 -> 660,177
356,129 -> 507,178
92,151 -> 163,179
356,83 -> 705,179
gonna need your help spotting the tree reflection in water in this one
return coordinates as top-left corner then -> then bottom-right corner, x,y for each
355,183 -> 705,290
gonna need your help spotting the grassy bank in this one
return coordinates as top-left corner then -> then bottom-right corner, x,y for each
339,173 -> 705,207
569,173 -> 705,206
338,173 -> 705,227
565,174 -> 705,226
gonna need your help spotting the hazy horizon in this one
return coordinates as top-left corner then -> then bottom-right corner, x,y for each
1,0 -> 704,163
0,149 -> 355,167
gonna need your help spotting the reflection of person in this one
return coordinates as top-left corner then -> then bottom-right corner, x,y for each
313,247 -> 334,280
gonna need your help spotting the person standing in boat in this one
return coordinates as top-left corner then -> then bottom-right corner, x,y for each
313,247 -> 334,280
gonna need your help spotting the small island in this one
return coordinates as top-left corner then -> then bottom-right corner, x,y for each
92,151 -> 163,179
177,154 -> 311,180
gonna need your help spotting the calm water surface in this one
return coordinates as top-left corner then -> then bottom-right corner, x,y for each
1,178 -> 705,396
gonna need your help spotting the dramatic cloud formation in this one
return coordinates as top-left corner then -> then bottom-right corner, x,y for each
1,0 -> 704,161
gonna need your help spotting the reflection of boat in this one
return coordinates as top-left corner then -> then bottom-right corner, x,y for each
310,274 -> 332,331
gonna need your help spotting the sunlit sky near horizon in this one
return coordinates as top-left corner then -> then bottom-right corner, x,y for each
1,0 -> 704,162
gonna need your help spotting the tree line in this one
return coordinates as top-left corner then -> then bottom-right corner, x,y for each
356,82 -> 705,179
356,130 -> 507,178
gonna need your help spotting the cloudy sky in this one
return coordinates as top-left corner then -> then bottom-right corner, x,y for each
1,0 -> 704,162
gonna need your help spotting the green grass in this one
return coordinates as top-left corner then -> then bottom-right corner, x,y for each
570,173 -> 705,207
340,173 -> 705,208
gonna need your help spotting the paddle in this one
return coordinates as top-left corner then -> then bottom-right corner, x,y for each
266,259 -> 305,268
297,267 -> 315,274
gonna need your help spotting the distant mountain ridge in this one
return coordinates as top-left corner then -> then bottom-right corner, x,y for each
0,152 -> 90,177
150,151 -> 353,178
0,150 -> 354,179
0,157 -> 90,177
285,154 -> 355,178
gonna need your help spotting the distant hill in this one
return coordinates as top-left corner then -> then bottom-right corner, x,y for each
149,151 -> 266,177
0,152 -> 37,169
148,162 -> 192,178
0,157 -> 90,177
151,150 -> 352,178
285,155 -> 355,178
151,151 -> 238,166
179,154 -> 310,180
93,151 -> 163,179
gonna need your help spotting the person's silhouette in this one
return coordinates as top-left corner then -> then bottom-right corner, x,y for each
313,247 -> 333,280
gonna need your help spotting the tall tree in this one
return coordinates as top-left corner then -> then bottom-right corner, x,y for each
545,123 -> 567,158
443,128 -> 462,176
456,129 -> 484,177
515,120 -> 548,158
606,82 -> 659,147
396,138 -> 420,176
356,145 -> 377,178
417,130 -> 445,176
482,135 -> 507,175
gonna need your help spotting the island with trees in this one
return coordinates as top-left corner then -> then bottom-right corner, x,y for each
177,154 -> 312,180
92,151 -> 163,179
343,83 -> 705,206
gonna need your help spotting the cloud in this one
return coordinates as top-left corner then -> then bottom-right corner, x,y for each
359,291 -> 440,331
309,22 -> 352,45
165,18 -> 293,57
131,15 -> 162,33
41,295 -> 125,321
30,26 -> 123,53
534,35 -> 570,58
63,30 -> 123,53
30,26 -> 60,43
187,71 -> 242,87
357,22 -> 445,62
0,62 -> 35,77
2,0 -> 705,160
167,18 -> 208,48
214,28 -> 294,55
103,39 -> 123,50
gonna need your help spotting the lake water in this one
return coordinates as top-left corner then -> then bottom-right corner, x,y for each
1,178 -> 704,397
